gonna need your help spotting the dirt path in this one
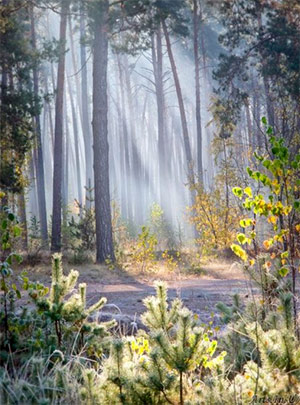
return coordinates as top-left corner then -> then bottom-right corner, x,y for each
21,260 -> 258,328
85,274 -> 258,327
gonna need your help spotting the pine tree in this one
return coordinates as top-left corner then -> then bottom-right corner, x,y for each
98,281 -> 226,404
33,253 -> 115,351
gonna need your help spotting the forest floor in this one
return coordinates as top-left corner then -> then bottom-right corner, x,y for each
18,259 -> 259,331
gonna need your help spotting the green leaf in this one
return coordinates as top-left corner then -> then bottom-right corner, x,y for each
279,267 -> 289,277
271,147 -> 279,156
8,213 -> 15,221
237,233 -> 246,244
1,219 -> 8,230
266,126 -> 273,135
246,167 -> 253,177
232,187 -> 243,198
261,116 -> 267,125
263,160 -> 272,170
13,225 -> 21,237
294,201 -> 300,211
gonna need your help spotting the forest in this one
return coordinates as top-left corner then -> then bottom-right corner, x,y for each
0,0 -> 300,403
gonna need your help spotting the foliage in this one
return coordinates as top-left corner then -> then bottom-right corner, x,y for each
149,203 -> 179,251
129,226 -> 158,273
1,246 -> 300,403
62,202 -> 96,264
111,200 -> 130,265
189,183 -> 241,254
211,0 -> 300,143
231,120 -> 300,328
1,250 -> 115,368
0,201 -> 23,354
97,281 -> 226,405
32,253 -> 115,352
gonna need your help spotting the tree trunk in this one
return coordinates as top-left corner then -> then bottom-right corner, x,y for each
51,0 -> 70,252
257,12 -> 275,129
80,10 -> 93,206
117,54 -> 133,223
92,0 -> 115,263
151,26 -> 170,214
123,55 -> 143,225
67,75 -> 83,206
162,21 -> 195,190
193,0 -> 203,185
30,5 -> 48,245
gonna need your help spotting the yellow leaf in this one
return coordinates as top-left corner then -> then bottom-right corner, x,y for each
244,187 -> 253,198
268,216 -> 277,224
263,240 -> 271,250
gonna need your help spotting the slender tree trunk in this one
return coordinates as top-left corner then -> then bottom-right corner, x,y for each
117,54 -> 133,223
0,2 -> 8,207
123,55 -> 143,225
30,5 -> 48,245
62,109 -> 69,207
151,27 -> 170,213
80,10 -> 93,206
193,0 -> 203,184
162,21 -> 195,190
27,150 -> 39,219
67,75 -> 83,206
92,0 -> 115,263
51,0 -> 70,252
199,6 -> 215,186
244,99 -> 253,148
257,12 -> 275,129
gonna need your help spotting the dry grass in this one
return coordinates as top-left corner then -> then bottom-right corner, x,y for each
14,254 -> 244,287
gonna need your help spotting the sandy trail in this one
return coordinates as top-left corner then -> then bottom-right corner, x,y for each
85,276 -> 258,326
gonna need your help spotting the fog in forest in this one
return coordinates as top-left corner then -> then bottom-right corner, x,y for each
31,7 -> 219,242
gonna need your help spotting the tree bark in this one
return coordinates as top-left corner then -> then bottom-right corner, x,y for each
30,5 -> 48,245
123,55 -> 143,225
51,0 -> 70,252
193,0 -> 203,185
117,54 -> 133,223
162,21 -> 195,190
67,75 -> 83,206
92,0 -> 115,263
80,11 -> 93,207
151,26 -> 170,214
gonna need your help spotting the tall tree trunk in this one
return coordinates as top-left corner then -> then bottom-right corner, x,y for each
92,0 -> 115,263
27,150 -> 39,219
198,5 -> 215,186
123,55 -> 143,225
80,10 -> 93,206
0,1 -> 8,208
30,5 -> 48,245
151,27 -> 169,213
62,109 -> 69,207
51,0 -> 70,252
244,99 -> 253,148
116,54 -> 133,223
67,75 -> 83,206
193,0 -> 203,184
162,21 -> 195,189
257,11 -> 275,129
